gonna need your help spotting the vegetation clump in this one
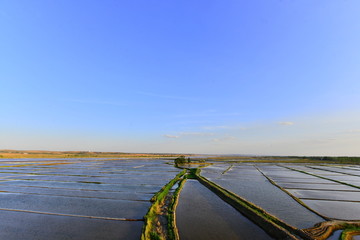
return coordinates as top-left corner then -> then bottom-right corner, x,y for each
186,168 -> 200,179
174,156 -> 191,166
303,220 -> 360,240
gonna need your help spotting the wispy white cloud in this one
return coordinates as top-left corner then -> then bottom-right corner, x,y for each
167,120 -> 213,126
163,131 -> 214,139
179,132 -> 214,137
163,135 -> 180,139
63,99 -> 128,106
278,121 -> 294,126
136,91 -> 198,101
212,135 -> 237,142
202,125 -> 246,130
173,111 -> 241,118
202,125 -> 230,130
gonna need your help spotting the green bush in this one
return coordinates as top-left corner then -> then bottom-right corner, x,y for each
174,156 -> 189,165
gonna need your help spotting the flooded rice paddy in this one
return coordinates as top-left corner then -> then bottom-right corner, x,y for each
0,158 -> 359,239
201,164 -> 325,229
176,179 -> 272,240
200,162 -> 360,239
0,158 -> 178,239
261,164 -> 360,220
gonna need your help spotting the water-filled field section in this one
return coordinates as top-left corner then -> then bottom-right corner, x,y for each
200,163 -> 360,239
261,164 -> 360,220
176,179 -> 272,240
201,164 -> 325,229
0,159 -> 178,240
1,158 -> 359,239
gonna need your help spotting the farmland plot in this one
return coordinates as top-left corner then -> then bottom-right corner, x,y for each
267,164 -> 360,221
1,158 -> 360,240
201,164 -> 325,229
200,162 -> 360,239
0,158 -> 179,240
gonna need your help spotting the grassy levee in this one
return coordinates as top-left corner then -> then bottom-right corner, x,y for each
186,168 -> 200,179
167,177 -> 186,240
195,169 -> 313,240
142,169 -> 186,240
341,227 -> 360,240
222,164 -> 234,174
303,221 -> 360,240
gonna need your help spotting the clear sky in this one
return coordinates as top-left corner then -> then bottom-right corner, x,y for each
1,1 -> 360,155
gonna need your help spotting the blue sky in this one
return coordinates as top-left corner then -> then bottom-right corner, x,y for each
1,1 -> 360,155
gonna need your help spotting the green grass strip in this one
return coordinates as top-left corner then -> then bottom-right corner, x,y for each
301,220 -> 360,240
167,177 -> 186,240
341,227 -> 360,240
142,169 -> 186,240
222,164 -> 234,174
185,168 -> 200,179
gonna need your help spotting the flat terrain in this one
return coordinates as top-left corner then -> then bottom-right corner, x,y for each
0,149 -> 185,159
0,158 -> 179,240
0,155 -> 359,239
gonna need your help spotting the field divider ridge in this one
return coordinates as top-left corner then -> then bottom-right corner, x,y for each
141,169 -> 186,240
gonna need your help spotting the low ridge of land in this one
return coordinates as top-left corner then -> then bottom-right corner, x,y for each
0,149 -> 187,159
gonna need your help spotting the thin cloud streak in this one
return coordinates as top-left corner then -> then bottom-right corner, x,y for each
278,121 -> 295,126
212,135 -> 237,142
179,132 -> 214,137
163,135 -> 179,139
202,125 -> 247,130
136,91 -> 199,101
163,131 -> 214,139
63,99 -> 128,107
173,112 -> 242,118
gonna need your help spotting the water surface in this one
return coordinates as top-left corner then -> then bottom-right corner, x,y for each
176,180 -> 273,240
202,164 -> 324,229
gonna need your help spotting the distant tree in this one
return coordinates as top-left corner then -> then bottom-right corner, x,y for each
174,156 -> 188,165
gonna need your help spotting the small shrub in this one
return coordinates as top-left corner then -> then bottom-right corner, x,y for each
174,156 -> 188,165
